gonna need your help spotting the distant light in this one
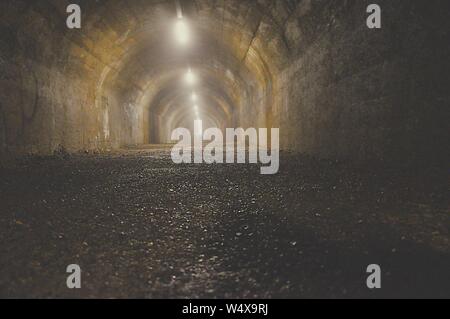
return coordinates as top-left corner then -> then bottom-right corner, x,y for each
175,18 -> 189,45
185,68 -> 195,85
176,1 -> 183,19
194,119 -> 203,137
193,104 -> 198,111
191,93 -> 197,102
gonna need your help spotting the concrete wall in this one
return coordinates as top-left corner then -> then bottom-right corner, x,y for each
277,0 -> 450,163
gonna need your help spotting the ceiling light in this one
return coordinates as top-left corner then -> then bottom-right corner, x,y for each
175,18 -> 189,45
185,68 -> 195,85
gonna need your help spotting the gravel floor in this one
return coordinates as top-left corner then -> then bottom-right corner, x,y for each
0,148 -> 448,298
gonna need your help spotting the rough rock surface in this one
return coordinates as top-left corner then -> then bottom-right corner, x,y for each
0,148 -> 448,298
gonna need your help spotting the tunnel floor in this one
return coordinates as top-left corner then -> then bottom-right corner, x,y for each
0,147 -> 448,298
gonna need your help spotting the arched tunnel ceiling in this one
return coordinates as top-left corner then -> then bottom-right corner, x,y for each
60,0 -> 293,141
0,0 -> 305,151
149,84 -> 232,126
1,0 -> 448,160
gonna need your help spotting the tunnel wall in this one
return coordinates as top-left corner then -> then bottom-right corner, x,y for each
0,2 -> 145,158
0,0 -> 448,164
277,0 -> 449,163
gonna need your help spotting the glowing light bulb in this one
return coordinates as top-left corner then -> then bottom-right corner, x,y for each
175,19 -> 189,45
185,68 -> 195,85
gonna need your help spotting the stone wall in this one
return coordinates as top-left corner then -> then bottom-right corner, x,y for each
277,0 -> 450,163
0,0 -> 448,164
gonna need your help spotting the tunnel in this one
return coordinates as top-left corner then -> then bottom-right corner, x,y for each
0,0 -> 449,299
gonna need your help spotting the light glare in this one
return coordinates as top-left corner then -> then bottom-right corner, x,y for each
175,19 -> 189,45
194,119 -> 203,137
186,68 -> 195,84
